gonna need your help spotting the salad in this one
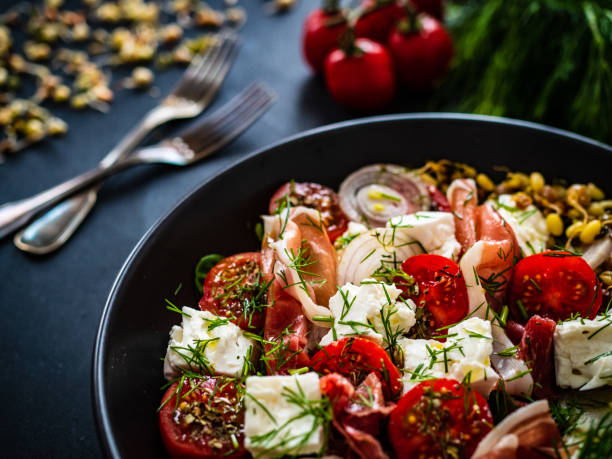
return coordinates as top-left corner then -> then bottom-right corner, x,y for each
158,160 -> 612,459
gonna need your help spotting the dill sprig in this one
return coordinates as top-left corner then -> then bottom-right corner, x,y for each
438,0 -> 612,144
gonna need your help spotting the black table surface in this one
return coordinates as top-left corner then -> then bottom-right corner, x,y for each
0,2 -> 399,457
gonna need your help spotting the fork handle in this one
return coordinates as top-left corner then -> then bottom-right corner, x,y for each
0,158 -> 138,240
14,105 -> 179,252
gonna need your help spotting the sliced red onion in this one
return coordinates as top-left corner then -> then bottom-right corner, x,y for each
581,235 -> 612,270
339,164 -> 430,226
337,228 -> 422,285
472,400 -> 555,458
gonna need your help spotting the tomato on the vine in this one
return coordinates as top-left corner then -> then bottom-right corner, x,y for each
302,1 -> 347,73
396,254 -> 469,338
388,378 -> 493,459
159,377 -> 246,459
508,251 -> 603,322
268,181 -> 349,242
199,252 -> 269,332
311,337 -> 403,399
355,0 -> 404,43
324,36 -> 396,111
387,12 -> 453,89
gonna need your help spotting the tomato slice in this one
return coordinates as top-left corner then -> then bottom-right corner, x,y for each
388,378 -> 493,459
159,377 -> 246,459
199,252 -> 270,332
508,251 -> 602,322
396,254 -> 469,338
268,181 -> 349,243
311,337 -> 402,400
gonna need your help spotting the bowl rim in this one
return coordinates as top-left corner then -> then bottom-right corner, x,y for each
91,112 -> 612,458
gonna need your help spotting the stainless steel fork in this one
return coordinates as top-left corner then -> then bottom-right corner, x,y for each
14,30 -> 239,254
0,82 -> 276,241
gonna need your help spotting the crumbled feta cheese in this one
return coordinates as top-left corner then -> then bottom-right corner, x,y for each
388,211 -> 461,261
491,194 -> 549,255
244,372 -> 323,458
399,317 -> 498,396
335,221 -> 369,251
554,316 -> 612,390
319,280 -> 416,347
163,307 -> 254,380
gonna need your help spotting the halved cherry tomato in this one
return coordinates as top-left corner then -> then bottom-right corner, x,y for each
311,337 -> 403,399
355,0 -> 404,43
199,252 -> 269,332
508,251 -> 602,322
159,377 -> 246,459
388,378 -> 493,459
324,37 -> 396,111
387,13 -> 453,89
396,254 -> 469,338
268,181 -> 349,243
302,2 -> 347,73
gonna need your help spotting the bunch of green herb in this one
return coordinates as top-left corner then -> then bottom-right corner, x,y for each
438,0 -> 612,144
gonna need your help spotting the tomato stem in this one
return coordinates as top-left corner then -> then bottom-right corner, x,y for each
397,1 -> 420,34
321,0 -> 340,14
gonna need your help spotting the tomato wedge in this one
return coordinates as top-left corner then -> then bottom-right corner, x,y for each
396,254 -> 469,338
508,251 -> 602,322
199,252 -> 270,332
159,377 -> 246,459
388,378 -> 493,459
311,337 -> 402,400
269,182 -> 349,243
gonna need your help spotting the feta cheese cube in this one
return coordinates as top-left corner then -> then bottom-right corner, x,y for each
399,318 -> 498,396
163,307 -> 254,380
319,280 -> 416,347
554,316 -> 612,390
388,211 -> 461,261
244,372 -> 323,458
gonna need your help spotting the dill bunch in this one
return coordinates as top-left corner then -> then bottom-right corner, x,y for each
437,0 -> 612,144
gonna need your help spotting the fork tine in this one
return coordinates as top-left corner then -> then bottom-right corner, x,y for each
189,34 -> 239,103
171,31 -> 233,100
175,82 -> 276,155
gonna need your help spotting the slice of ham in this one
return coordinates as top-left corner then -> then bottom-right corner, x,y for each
506,320 -> 525,345
518,315 -> 556,399
491,323 -> 534,396
448,178 -> 479,252
262,206 -> 336,322
320,373 -> 393,459
472,400 -> 560,459
261,246 -> 310,375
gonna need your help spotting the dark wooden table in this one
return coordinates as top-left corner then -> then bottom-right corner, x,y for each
0,1 -> 383,457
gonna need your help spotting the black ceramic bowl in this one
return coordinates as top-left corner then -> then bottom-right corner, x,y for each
93,114 -> 612,458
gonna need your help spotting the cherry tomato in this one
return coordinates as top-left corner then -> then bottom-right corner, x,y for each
508,251 -> 603,322
324,37 -> 396,111
388,378 -> 493,459
302,3 -> 347,73
199,252 -> 269,332
355,0 -> 404,43
311,337 -> 403,399
397,254 -> 469,338
410,0 -> 444,19
159,377 -> 246,459
268,181 -> 349,242
387,13 -> 453,89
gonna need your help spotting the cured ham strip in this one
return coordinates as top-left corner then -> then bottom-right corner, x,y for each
472,400 -> 560,459
262,206 -> 336,322
447,178 -> 478,251
518,315 -> 556,399
320,373 -> 393,459
491,322 -> 534,396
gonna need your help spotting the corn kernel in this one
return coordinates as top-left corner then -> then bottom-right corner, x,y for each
587,183 -> 605,201
600,271 -> 612,287
565,221 -> 585,239
476,173 -> 495,192
546,213 -> 564,236
530,172 -> 545,192
579,220 -> 602,245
